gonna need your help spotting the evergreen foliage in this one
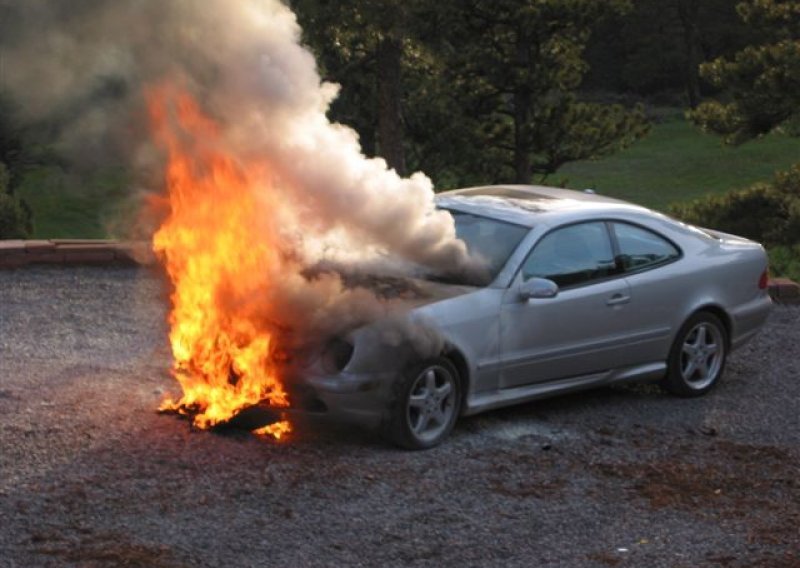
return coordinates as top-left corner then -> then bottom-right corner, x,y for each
293,0 -> 650,186
682,0 -> 800,278
690,0 -> 800,143
0,94 -> 26,192
670,164 -> 800,247
0,162 -> 31,238
584,0 -> 752,106
438,0 -> 649,183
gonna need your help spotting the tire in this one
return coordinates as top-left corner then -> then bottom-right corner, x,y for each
383,357 -> 461,450
662,311 -> 728,397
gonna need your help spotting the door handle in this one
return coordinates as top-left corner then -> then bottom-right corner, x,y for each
606,293 -> 630,306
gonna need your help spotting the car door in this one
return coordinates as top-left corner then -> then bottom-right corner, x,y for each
498,221 -> 635,389
610,220 -> 683,363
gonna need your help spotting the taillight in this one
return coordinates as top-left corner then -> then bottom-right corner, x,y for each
758,269 -> 769,290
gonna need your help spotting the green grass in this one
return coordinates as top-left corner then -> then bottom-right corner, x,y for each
559,111 -> 800,211
11,110 -> 800,238
16,165 -> 131,239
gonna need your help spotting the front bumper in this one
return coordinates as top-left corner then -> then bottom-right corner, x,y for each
281,370 -> 398,429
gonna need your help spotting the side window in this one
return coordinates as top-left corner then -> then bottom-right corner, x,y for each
613,222 -> 680,272
521,222 -> 616,288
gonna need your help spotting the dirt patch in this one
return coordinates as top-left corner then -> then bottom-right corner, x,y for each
586,551 -> 623,566
30,530 -> 186,568
595,440 -> 800,552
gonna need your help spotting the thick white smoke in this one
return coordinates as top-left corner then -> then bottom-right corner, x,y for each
0,0 -> 473,273
0,0 -> 490,373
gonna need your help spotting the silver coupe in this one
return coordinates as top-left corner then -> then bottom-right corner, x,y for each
297,185 -> 772,449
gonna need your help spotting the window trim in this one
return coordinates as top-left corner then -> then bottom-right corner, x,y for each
512,218 -> 684,291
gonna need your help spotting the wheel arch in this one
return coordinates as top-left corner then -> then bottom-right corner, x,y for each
442,345 -> 470,414
662,303 -> 731,397
691,304 -> 732,349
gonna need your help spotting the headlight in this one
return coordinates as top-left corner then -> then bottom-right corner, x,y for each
322,337 -> 354,373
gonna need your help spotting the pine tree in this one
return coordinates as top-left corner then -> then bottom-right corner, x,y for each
690,0 -> 800,143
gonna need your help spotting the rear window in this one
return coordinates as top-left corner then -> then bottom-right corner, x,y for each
612,222 -> 680,272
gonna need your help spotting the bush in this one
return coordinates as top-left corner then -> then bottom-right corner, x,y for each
0,193 -> 30,238
669,163 -> 800,248
0,162 -> 30,238
670,163 -> 800,281
769,245 -> 800,283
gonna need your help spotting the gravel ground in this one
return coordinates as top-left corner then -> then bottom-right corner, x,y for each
0,266 -> 798,567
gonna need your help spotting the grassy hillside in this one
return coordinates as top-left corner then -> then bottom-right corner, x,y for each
16,165 -> 131,239
560,111 -> 800,211
12,110 -> 800,238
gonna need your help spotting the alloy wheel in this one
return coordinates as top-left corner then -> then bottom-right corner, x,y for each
680,322 -> 724,390
406,365 -> 457,444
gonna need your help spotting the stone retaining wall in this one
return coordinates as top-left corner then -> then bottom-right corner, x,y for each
768,277 -> 800,304
0,240 -> 154,269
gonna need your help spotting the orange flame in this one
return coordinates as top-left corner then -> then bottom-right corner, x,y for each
253,421 -> 292,440
149,85 -> 291,438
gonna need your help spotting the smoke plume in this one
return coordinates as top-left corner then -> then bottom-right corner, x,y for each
0,0 -> 472,271
0,0 -> 484,371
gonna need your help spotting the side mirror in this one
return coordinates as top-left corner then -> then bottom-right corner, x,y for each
519,277 -> 559,301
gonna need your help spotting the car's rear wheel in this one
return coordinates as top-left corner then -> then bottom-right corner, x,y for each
662,311 -> 728,397
384,357 -> 461,450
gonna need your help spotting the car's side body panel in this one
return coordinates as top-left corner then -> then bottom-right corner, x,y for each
463,361 -> 668,416
498,277 -> 635,388
413,288 -> 505,394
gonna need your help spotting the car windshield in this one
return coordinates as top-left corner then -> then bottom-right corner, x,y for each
307,210 -> 529,288
446,209 -> 529,281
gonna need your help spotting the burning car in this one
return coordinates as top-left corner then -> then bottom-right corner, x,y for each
288,185 -> 771,449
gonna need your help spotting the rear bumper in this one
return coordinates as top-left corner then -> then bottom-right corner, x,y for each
730,293 -> 772,350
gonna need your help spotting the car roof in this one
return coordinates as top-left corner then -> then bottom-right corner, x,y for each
435,184 -> 651,228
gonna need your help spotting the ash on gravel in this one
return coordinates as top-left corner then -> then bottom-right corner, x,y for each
1,266 -> 798,567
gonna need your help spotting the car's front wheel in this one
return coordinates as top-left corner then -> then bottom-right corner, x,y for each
662,311 -> 728,397
384,357 -> 461,450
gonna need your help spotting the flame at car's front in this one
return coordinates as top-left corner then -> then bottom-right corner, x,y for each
150,86 -> 291,439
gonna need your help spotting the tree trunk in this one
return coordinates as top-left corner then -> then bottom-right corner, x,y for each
513,27 -> 532,184
677,0 -> 702,108
513,90 -> 532,183
376,36 -> 407,176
